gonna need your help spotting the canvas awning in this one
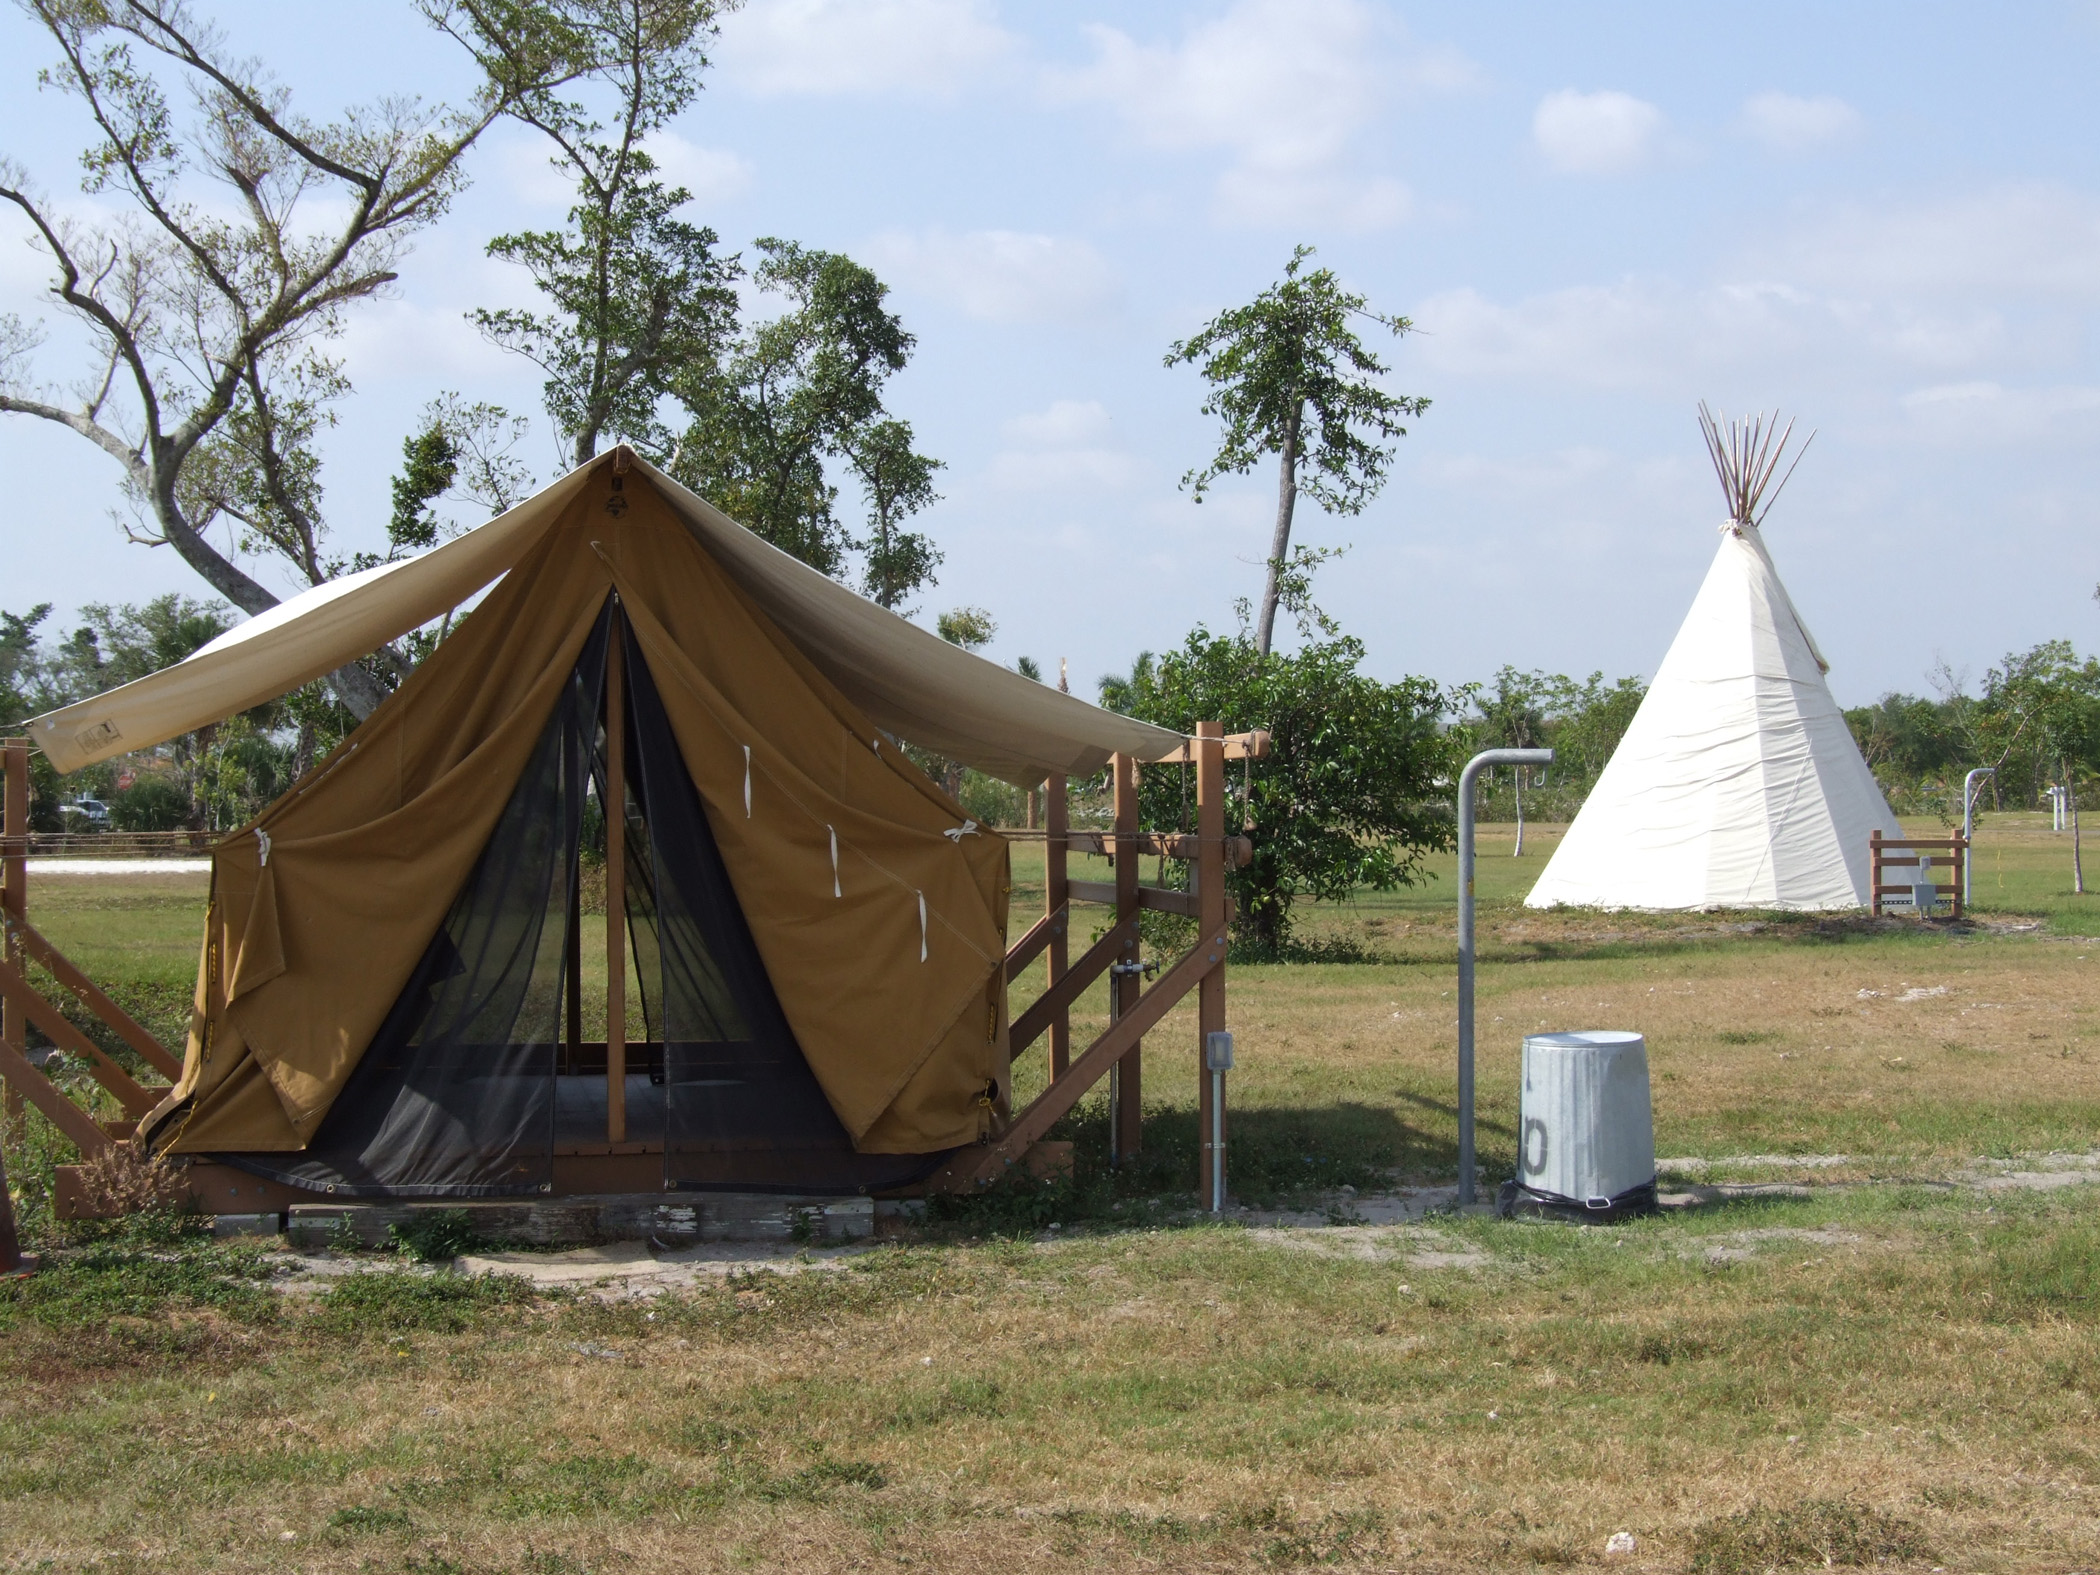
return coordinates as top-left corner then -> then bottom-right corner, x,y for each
27,451 -> 1182,783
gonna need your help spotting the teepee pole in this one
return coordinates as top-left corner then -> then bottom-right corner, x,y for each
605,605 -> 628,1145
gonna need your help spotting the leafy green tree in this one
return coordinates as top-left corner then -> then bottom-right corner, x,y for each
1466,667 -> 1552,852
440,0 -> 742,465
1,604 -> 53,723
1977,642 -> 2100,892
1844,692 -> 1964,816
673,242 -> 901,568
1096,650 -> 1156,717
848,417 -> 944,611
0,1 -> 587,714
1166,245 -> 1429,656
935,606 -> 996,652
50,596 -> 229,696
382,394 -> 534,558
1451,667 -> 1645,827
673,239 -> 916,575
1543,671 -> 1646,783
1107,623 -> 1454,956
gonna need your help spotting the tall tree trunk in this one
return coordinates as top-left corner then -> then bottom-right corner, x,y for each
1255,402 -> 1302,658
2070,761 -> 2085,895
151,471 -> 386,720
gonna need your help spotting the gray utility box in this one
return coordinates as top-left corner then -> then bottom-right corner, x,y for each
1502,1030 -> 1658,1223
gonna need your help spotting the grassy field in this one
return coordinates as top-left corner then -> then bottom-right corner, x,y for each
3,816 -> 2097,1572
3,1185 -> 2096,1571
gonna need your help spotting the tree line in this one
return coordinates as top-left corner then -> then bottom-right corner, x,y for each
1843,641 -> 2100,824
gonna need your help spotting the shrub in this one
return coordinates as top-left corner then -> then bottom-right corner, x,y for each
108,776 -> 192,832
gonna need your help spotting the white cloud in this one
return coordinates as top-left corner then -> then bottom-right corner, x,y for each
987,398 -> 1138,492
1532,89 -> 1665,176
1413,276 -> 2007,390
1053,0 -> 1460,229
1740,92 -> 1861,154
1766,183 -> 2100,297
645,133 -> 755,205
717,0 -> 1019,98
862,228 -> 1120,324
1900,380 -> 2100,445
1003,399 -> 1113,448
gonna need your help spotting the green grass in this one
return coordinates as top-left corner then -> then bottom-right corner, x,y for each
4,1185 -> 2098,1570
3,823 -> 2098,1569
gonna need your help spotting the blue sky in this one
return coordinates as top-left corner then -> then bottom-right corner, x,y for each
4,0 -> 2098,707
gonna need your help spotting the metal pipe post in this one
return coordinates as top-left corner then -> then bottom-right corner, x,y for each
1457,747 -> 1554,1205
1962,768 -> 1993,909
1195,721 -> 1227,1210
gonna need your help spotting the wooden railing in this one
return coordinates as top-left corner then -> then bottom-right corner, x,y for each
21,830 -> 216,857
930,725 -> 1268,1197
1869,830 -> 1967,919
1,739 -> 179,1160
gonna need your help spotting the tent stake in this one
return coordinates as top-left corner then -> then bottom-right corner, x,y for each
605,608 -> 627,1145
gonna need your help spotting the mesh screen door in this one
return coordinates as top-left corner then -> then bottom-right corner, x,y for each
236,607 -> 611,1196
221,597 -> 950,1198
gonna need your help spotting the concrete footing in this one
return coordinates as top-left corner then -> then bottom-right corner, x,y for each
278,1193 -> 904,1250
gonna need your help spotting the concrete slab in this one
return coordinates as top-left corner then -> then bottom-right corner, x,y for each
456,1243 -> 664,1284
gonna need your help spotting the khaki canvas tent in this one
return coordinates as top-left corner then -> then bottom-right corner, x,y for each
24,450 -> 1186,1199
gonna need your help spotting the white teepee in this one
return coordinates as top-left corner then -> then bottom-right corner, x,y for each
1525,408 -> 1900,912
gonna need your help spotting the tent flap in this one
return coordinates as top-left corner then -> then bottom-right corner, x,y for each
28,452 -> 1181,783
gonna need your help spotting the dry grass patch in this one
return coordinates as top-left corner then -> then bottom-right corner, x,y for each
5,1188 -> 2099,1572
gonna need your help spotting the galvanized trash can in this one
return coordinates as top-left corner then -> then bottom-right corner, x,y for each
1498,1030 -> 1659,1222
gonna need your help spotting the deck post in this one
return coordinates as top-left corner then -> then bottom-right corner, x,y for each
1111,752 -> 1142,1162
604,609 -> 627,1144
1869,829 -> 1883,917
1045,775 -> 1069,1080
2,739 -> 25,1123
1195,721 -> 1226,1208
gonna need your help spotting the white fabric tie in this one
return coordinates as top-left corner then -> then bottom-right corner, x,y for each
256,829 -> 271,867
943,819 -> 978,842
742,745 -> 752,817
828,825 -> 841,897
917,892 -> 928,962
